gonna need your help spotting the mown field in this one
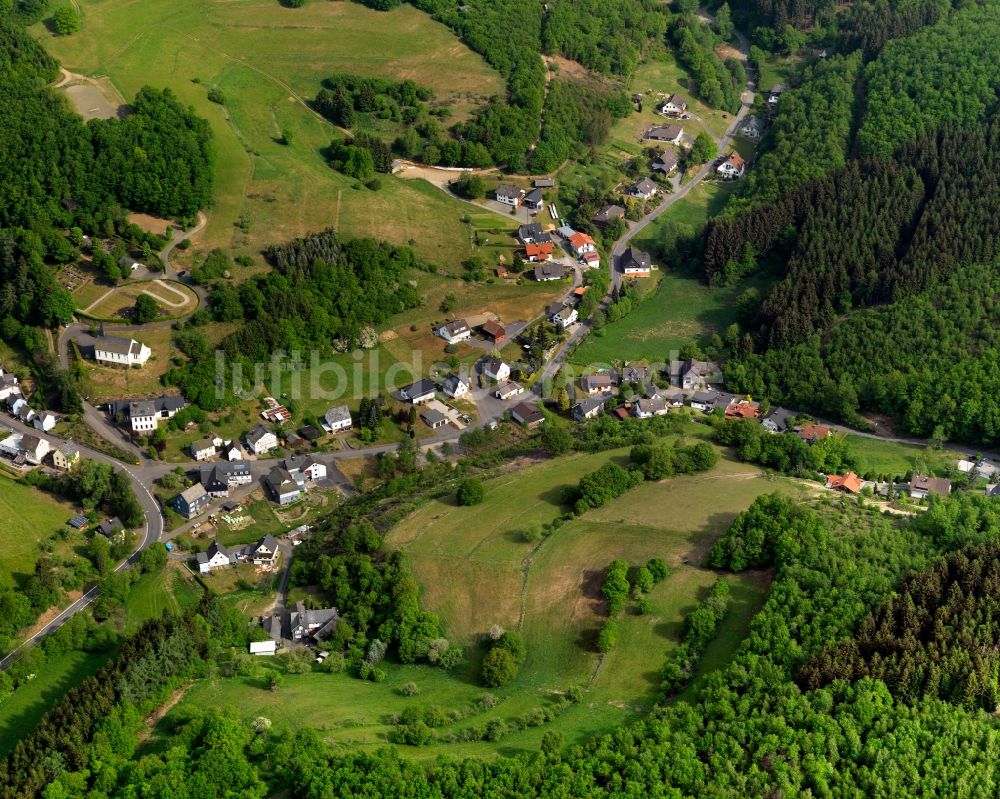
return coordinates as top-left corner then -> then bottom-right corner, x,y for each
163,436 -> 804,759
82,279 -> 200,320
0,476 -> 79,588
39,0 -> 505,269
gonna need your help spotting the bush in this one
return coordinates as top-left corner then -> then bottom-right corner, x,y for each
399,681 -> 420,697
456,478 -> 485,506
596,619 -> 618,652
647,557 -> 670,583
51,6 -> 80,35
481,646 -> 517,687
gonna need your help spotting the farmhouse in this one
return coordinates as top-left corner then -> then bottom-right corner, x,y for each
573,396 -> 607,421
400,379 -> 437,404
533,262 -> 566,281
621,246 -> 652,277
443,374 -> 470,398
421,408 -> 449,429
580,372 -> 616,395
643,124 -> 684,145
592,205 -> 626,227
199,460 -> 252,497
524,242 -> 554,262
717,151 -> 745,179
660,93 -> 687,116
495,182 -> 524,206
264,466 -> 301,505
909,474 -> 952,499
436,319 -> 472,344
568,231 -> 597,256
170,483 -> 211,520
245,424 -> 278,456
52,441 -> 80,469
510,401 -> 545,428
635,396 -> 669,418
483,358 -> 511,382
626,178 -> 659,200
191,439 -> 216,461
323,405 -> 352,433
245,534 -> 281,567
480,319 -> 506,344
522,187 -> 545,209
652,151 -> 678,176
826,472 -> 863,494
93,335 -> 151,367
495,382 -> 524,400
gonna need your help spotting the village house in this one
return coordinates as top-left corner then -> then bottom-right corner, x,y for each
16,404 -> 34,425
568,231 -> 597,256
495,382 -> 524,400
323,405 -> 352,433
717,151 -> 745,179
19,433 -> 49,465
909,474 -> 952,500
265,466 -> 301,505
797,423 -> 831,444
109,395 -> 185,433
93,335 -> 151,367
581,251 -> 601,268
421,408 -> 449,429
191,438 -> 216,461
761,407 -> 794,433
626,178 -> 659,201
621,246 -> 652,277
621,364 -> 650,388
547,302 -> 577,330
495,182 -> 525,206
652,151 -> 678,176
170,482 -> 211,520
480,319 -> 506,345
199,460 -> 252,497
436,318 -> 472,344
635,396 -> 669,418
573,396 -> 607,421
98,517 -> 125,538
511,401 -> 545,429
443,374 -> 470,399
400,379 -> 437,404
643,124 -> 684,145
0,370 -> 20,402
197,541 -> 237,574
534,262 -> 567,282
660,93 -> 687,117
663,387 -> 687,408
592,204 -> 626,227
52,441 -> 80,470
670,359 -> 722,390
580,372 -> 616,395
826,472 -> 863,494
283,454 -> 327,483
689,389 -> 720,413
32,412 -> 57,432
725,399 -> 760,419
524,242 -> 554,262
741,116 -> 766,140
245,424 -> 278,456
483,358 -> 511,383
246,534 -> 281,567
262,601 -> 340,643
522,187 -> 545,210
516,222 -> 549,245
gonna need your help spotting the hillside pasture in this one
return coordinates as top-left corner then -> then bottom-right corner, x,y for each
0,476 -> 80,589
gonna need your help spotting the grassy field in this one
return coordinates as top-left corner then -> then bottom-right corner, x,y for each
77,325 -> 177,401
81,279 -> 199,320
124,563 -> 203,632
165,444 -> 799,758
0,476 -> 80,588
0,651 -> 111,755
39,0 -> 506,270
844,434 -> 954,478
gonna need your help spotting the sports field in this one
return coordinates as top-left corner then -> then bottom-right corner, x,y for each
0,476 -> 79,588
39,0 -> 506,268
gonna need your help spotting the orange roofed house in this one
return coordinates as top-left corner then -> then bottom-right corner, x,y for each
524,242 -> 554,262
725,399 -> 760,419
826,472 -> 863,494
717,151 -> 745,179
797,423 -> 831,444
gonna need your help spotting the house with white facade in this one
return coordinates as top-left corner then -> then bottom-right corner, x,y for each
626,178 -> 659,201
621,246 -> 652,277
323,405 -> 352,433
191,439 -> 216,461
197,541 -> 237,574
443,374 -> 470,399
660,93 -> 687,117
483,358 -> 511,382
436,319 -> 472,344
717,151 -> 745,179
32,412 -> 57,432
93,335 -> 151,367
495,183 -> 525,206
245,424 -> 278,456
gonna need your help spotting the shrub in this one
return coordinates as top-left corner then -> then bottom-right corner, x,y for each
399,681 -> 420,697
481,646 -> 517,687
596,619 -> 618,652
456,478 -> 485,506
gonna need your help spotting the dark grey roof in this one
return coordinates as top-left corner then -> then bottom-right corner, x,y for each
421,408 -> 448,426
94,335 -> 138,356
629,178 -> 658,195
68,514 -> 88,529
98,517 -> 124,536
523,187 -> 544,204
402,378 -> 437,398
496,182 -> 523,198
533,262 -> 566,280
574,396 -> 607,415
622,246 -> 651,271
246,424 -> 273,445
593,204 -> 626,223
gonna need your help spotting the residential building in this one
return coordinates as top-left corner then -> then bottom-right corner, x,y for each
16,405 -> 34,425
32,412 -> 57,432
549,304 -> 578,329
283,454 -> 327,483
0,372 -> 19,401
581,251 -> 601,268
797,423 -> 831,444
20,433 -> 49,465
767,84 -> 786,106
524,242 -> 554,262
741,116 -> 766,140
483,358 -> 511,382
717,151 -> 746,179
534,262 -> 566,281
621,246 -> 652,277
516,222 -> 548,245
265,466 -> 301,505
170,483 -> 211,519
323,405 -> 352,433
245,534 -> 281,567
626,178 -> 659,200
652,151 -> 678,176
287,601 -> 340,641
200,460 -> 253,497
98,517 -> 125,538
495,382 -> 524,400
495,183 -> 524,206
436,319 -> 472,344
109,395 -> 185,433
245,424 -> 278,456
197,541 -> 236,574
643,124 -> 684,145
93,335 -> 151,367
481,320 -> 506,344
191,438 -> 216,461
400,379 -> 437,404
572,396 -> 607,421
421,408 -> 449,429
663,387 -> 687,408
689,389 -> 720,412
621,365 -> 650,387
443,374 -> 470,399
669,359 -> 721,390
761,407 -> 794,433
725,399 -> 760,419
511,401 -> 545,428
909,474 -> 952,499
580,373 -> 615,395
52,441 -> 80,470
826,472 -> 863,494
635,396 -> 669,418
522,187 -> 545,209
660,93 -> 687,117
592,204 -> 626,226
568,231 -> 596,256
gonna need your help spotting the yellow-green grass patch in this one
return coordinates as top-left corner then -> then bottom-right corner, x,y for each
0,476 -> 81,588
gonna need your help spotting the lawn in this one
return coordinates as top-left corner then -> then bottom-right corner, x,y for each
38,0 -> 506,271
124,563 -> 203,632
0,476 -> 80,588
0,651 -> 112,755
76,325 -> 178,401
844,434 -> 953,479
81,279 -> 199,320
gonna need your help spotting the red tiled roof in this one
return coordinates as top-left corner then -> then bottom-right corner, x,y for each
826,472 -> 863,493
